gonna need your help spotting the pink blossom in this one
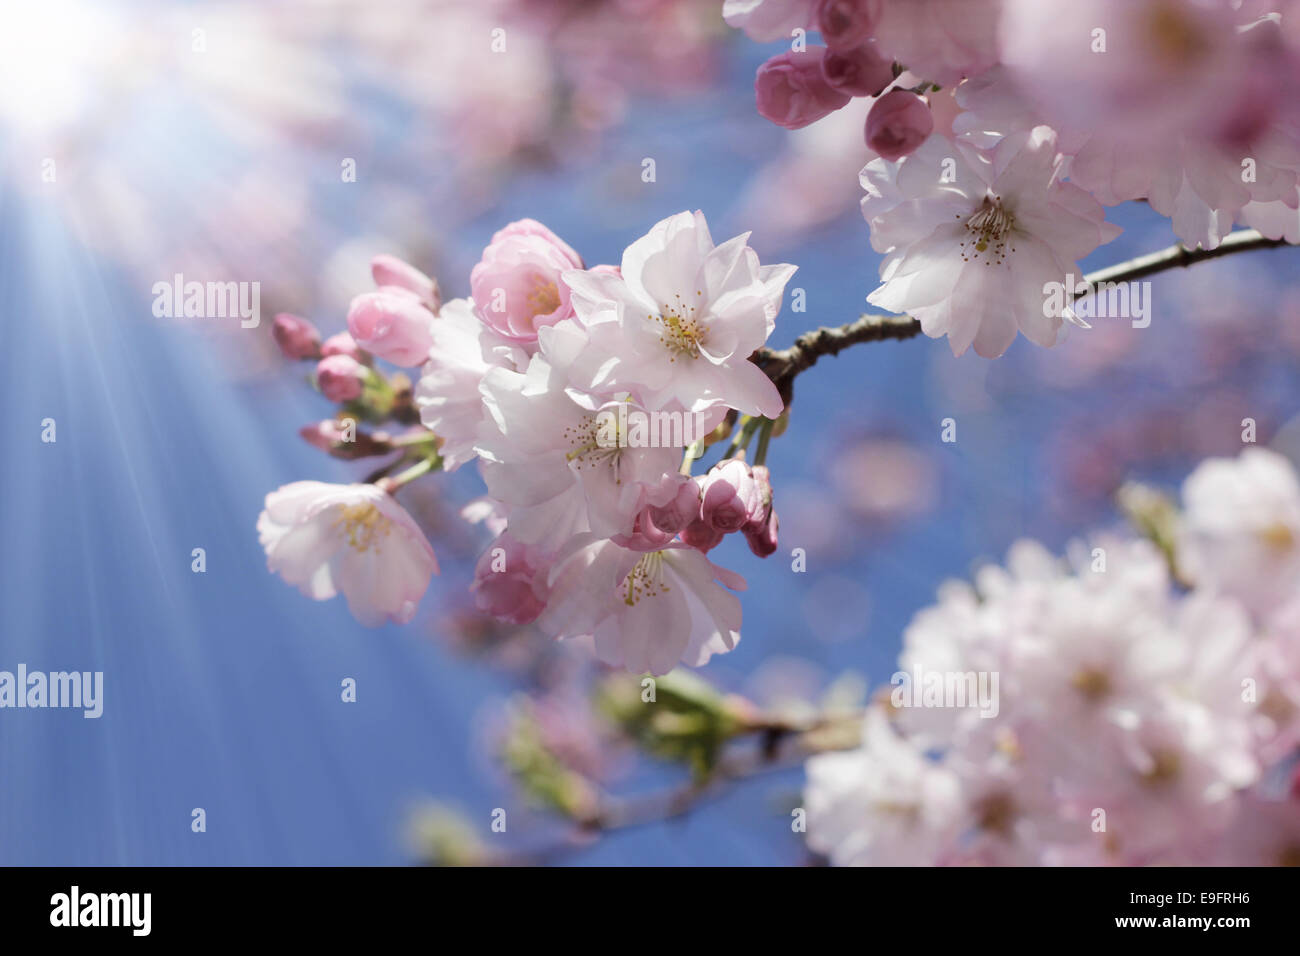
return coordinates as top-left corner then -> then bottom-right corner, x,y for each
821,41 -> 894,98
470,219 -> 583,342
871,0 -> 1000,87
680,517 -> 725,553
271,312 -> 321,360
744,506 -> 779,557
414,298 -> 530,472
755,49 -> 852,130
258,481 -> 438,626
865,89 -> 933,161
647,474 -> 703,534
538,538 -> 745,675
346,289 -> 436,367
320,331 -> 361,359
476,355 -> 684,550
804,709 -> 962,866
554,210 -> 795,418
371,254 -> 440,312
316,354 -> 367,402
861,129 -> 1120,357
471,532 -> 549,626
998,0 -> 1239,141
700,458 -> 762,533
612,507 -> 677,553
1178,447 -> 1300,619
299,420 -> 391,460
816,0 -> 882,52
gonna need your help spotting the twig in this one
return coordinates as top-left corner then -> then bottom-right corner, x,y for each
753,228 -> 1291,406
479,711 -> 863,865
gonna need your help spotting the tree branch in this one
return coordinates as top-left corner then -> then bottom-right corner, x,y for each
478,710 -> 863,866
753,228 -> 1291,406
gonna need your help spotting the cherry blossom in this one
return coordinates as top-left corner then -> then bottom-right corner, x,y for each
475,354 -> 685,549
555,210 -> 795,418
537,537 -> 745,676
470,219 -> 584,343
1178,446 -> 1300,619
414,298 -> 529,472
258,481 -> 439,626
805,709 -> 962,866
271,312 -> 321,360
862,128 -> 1120,357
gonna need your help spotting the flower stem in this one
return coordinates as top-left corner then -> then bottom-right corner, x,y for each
377,456 -> 435,494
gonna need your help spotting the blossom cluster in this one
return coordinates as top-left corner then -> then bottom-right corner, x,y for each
259,212 -> 797,674
727,0 -> 1300,356
805,446 -> 1300,866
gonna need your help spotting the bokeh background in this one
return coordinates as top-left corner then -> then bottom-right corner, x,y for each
3,0 -> 1300,865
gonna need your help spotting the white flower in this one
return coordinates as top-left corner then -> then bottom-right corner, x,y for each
537,537 -> 745,675
804,709 -> 962,866
258,481 -> 439,626
1178,447 -> 1300,618
414,297 -> 529,471
815,532 -> 1265,866
475,354 -> 684,551
862,127 -> 1120,357
552,210 -> 795,418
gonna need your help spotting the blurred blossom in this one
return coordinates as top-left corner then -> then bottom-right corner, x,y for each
830,437 -> 937,524
804,510 -> 1300,865
2,0 -> 729,379
1179,447 -> 1300,619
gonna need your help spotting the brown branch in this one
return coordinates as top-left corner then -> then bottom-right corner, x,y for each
753,228 -> 1291,406
476,710 -> 864,866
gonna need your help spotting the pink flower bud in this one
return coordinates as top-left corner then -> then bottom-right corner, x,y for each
299,420 -> 392,460
320,331 -> 361,359
816,0 -> 882,51
648,477 -> 703,534
865,89 -> 934,161
613,508 -> 676,553
470,219 -> 583,342
748,464 -> 774,524
471,534 -> 548,626
755,49 -> 851,130
271,313 -> 321,360
316,354 -> 367,402
744,507 -> 779,558
701,459 -> 762,534
681,518 -> 725,554
346,290 -> 435,367
821,41 -> 893,97
371,254 -> 441,312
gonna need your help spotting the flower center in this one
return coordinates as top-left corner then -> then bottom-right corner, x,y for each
650,291 -> 706,360
974,791 -> 1017,836
335,502 -> 392,553
1258,522 -> 1295,551
1071,667 -> 1112,702
527,274 -> 561,319
1141,748 -> 1181,787
623,551 -> 669,606
563,415 -> 623,479
960,195 -> 1016,265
